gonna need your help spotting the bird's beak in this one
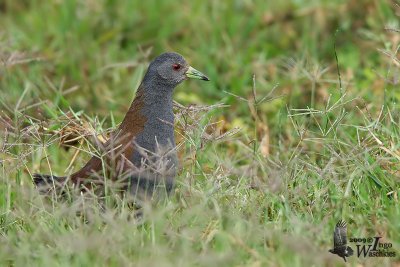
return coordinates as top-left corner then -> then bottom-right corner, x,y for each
185,66 -> 210,81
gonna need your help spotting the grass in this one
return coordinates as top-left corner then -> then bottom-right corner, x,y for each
0,0 -> 399,266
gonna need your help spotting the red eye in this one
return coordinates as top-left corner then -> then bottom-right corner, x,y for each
172,63 -> 181,71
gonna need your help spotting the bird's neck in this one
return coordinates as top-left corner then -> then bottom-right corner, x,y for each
117,82 -> 175,146
141,84 -> 175,126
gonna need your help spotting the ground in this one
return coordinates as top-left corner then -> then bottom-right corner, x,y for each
0,1 -> 399,266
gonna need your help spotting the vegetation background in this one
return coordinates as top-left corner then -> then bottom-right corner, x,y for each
0,0 -> 399,266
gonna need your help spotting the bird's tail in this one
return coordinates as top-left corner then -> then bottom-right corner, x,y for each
347,246 -> 354,256
33,174 -> 67,194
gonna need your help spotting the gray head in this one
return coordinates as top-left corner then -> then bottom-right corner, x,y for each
144,52 -> 209,88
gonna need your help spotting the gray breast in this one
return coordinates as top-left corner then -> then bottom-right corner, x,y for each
128,99 -> 177,202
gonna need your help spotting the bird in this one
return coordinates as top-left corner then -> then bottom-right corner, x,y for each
329,220 -> 354,262
33,52 -> 209,202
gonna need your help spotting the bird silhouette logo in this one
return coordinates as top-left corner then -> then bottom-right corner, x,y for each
329,220 -> 354,262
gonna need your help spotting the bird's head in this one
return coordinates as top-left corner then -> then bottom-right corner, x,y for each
146,52 -> 209,87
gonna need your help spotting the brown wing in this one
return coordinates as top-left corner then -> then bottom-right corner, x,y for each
70,85 -> 147,187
